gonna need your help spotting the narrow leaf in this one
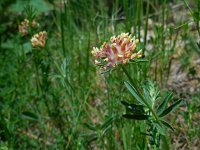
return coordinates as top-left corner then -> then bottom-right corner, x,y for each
101,116 -> 114,130
157,92 -> 173,115
80,133 -> 98,143
121,101 -> 131,106
124,81 -> 145,106
100,69 -> 111,74
159,100 -> 182,117
123,114 -> 149,120
121,101 -> 145,114
129,58 -> 148,63
160,120 -> 174,131
135,58 -> 149,63
83,123 -> 96,131
21,111 -> 38,121
143,86 -> 152,106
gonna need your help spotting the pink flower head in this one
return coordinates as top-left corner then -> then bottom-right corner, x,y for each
92,33 -> 142,70
18,19 -> 29,36
31,31 -> 47,48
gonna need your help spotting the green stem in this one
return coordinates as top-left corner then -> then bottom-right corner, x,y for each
33,49 -> 40,96
121,65 -> 162,126
104,75 -> 113,149
121,65 -> 138,91
144,0 -> 150,54
60,6 -> 66,57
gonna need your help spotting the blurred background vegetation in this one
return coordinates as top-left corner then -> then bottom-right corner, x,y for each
0,0 -> 200,149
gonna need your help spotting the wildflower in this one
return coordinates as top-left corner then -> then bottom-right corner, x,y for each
31,20 -> 39,28
31,31 -> 47,48
92,33 -> 142,70
18,19 -> 29,36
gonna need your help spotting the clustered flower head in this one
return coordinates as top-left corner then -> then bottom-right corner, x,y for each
19,19 -> 39,36
31,31 -> 47,48
92,33 -> 142,70
31,20 -> 39,28
18,19 -> 29,36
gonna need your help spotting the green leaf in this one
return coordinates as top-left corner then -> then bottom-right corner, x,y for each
157,92 -> 173,115
100,69 -> 111,74
121,100 -> 130,106
123,114 -> 149,120
160,120 -> 174,131
129,58 -> 149,64
83,123 -> 96,131
135,58 -> 149,63
124,81 -> 145,106
155,124 -> 166,135
143,87 -> 152,106
121,101 -> 145,115
80,133 -> 98,143
22,42 -> 32,54
159,100 -> 182,117
21,111 -> 38,121
101,116 -> 114,130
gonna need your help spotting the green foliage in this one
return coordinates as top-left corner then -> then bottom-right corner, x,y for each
122,80 -> 182,147
9,0 -> 53,14
159,99 -> 182,117
157,92 -> 173,115
124,81 -> 145,106
21,111 -> 39,121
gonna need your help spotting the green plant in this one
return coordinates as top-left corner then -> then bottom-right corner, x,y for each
92,32 -> 182,148
122,80 -> 182,147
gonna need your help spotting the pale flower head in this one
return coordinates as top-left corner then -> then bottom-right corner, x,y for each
91,33 -> 142,70
19,19 -> 39,36
31,20 -> 39,28
31,31 -> 47,48
18,19 -> 29,36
